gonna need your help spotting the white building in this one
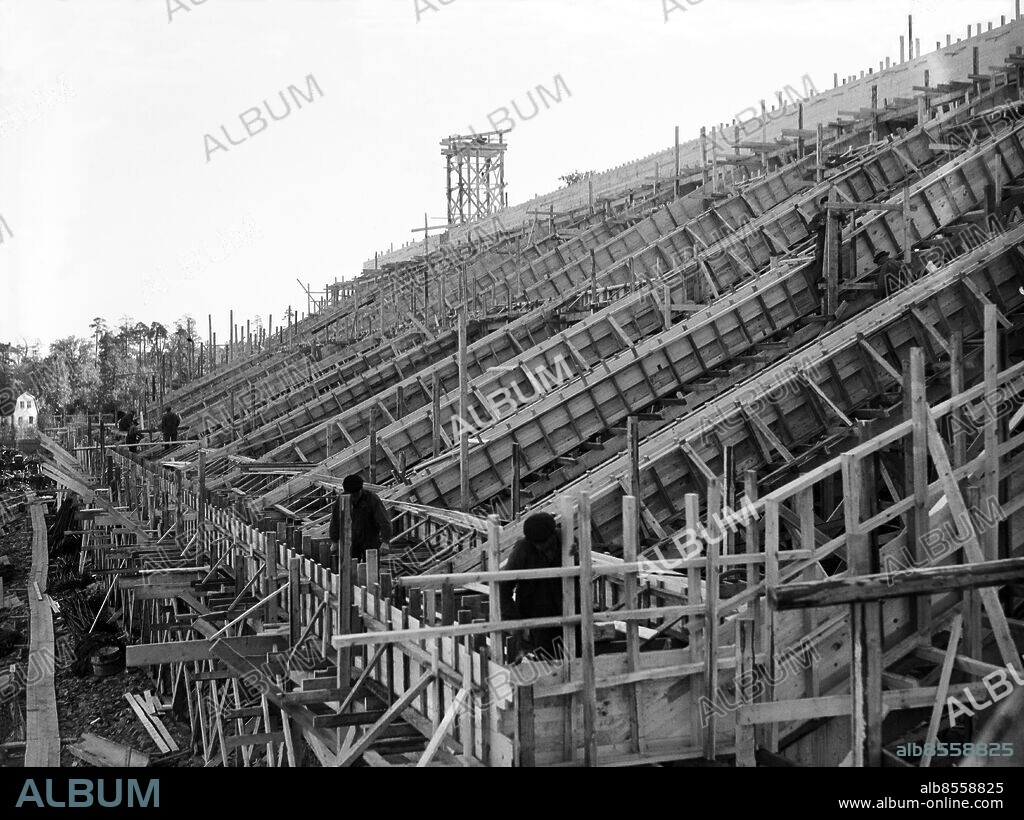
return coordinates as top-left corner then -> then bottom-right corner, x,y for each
12,392 -> 37,430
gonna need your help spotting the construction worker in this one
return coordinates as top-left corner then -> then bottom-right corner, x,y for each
329,474 -> 392,564
125,420 -> 143,453
117,409 -> 134,433
499,512 -> 571,663
160,407 -> 181,442
873,250 -> 906,298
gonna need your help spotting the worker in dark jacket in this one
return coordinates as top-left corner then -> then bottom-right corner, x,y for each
125,421 -> 143,453
160,407 -> 181,442
329,474 -> 392,563
873,250 -> 907,298
499,512 -> 570,662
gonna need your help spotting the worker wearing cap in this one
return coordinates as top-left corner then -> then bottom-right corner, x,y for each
330,474 -> 392,564
873,250 -> 906,298
499,512 -> 571,662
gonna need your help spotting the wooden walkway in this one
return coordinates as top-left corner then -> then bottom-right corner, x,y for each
25,496 -> 61,767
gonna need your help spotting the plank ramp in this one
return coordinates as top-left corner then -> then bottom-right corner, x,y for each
24,497 -> 61,767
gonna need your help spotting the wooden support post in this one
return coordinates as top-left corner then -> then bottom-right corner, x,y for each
674,125 -> 681,198
458,308 -> 470,510
825,186 -> 840,316
98,420 -> 105,484
577,493 -> 598,767
950,332 -> 966,470
510,442 -> 522,519
590,250 -> 598,308
515,685 -> 536,767
515,236 -> 524,299
908,348 -> 931,634
367,409 -> 377,485
797,486 -> 818,697
816,123 -> 825,184
722,445 -> 735,556
734,617 -> 757,767
760,100 -> 768,172
557,493 -> 578,762
627,415 -> 641,540
762,499 -> 780,752
685,493 -> 702,662
844,454 -> 883,767
336,495 -> 352,698
431,373 -> 442,457
264,531 -> 279,623
871,85 -> 878,142
700,127 -> 710,189
744,471 -> 761,614
288,558 -> 301,647
622,495 -> 644,754
703,476 -> 721,761
983,305 -> 1000,561
485,515 -> 503,662
174,471 -> 184,538
902,182 -> 913,265
197,450 -> 207,553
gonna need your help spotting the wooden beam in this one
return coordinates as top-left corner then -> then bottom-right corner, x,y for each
920,615 -> 962,768
126,635 -> 287,666
336,672 -> 435,767
924,411 -> 1021,672
578,492 -> 598,767
416,686 -> 470,767
772,557 -> 1024,608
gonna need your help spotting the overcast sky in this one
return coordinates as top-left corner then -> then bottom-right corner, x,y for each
0,0 -> 1017,350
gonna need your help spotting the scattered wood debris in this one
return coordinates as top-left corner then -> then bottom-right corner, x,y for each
124,693 -> 178,754
67,732 -> 148,767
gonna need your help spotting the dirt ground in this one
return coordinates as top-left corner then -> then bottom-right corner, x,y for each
1,496 -> 200,767
0,494 -> 32,765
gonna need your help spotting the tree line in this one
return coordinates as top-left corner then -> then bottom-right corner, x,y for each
1,315 -> 203,425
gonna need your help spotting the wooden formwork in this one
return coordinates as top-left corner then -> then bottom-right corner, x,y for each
35,434 -> 518,766
27,40 -> 1024,768
232,102 -> 983,524
440,345 -> 1024,766
392,118 -> 1024,523
180,77 -> 1006,487
173,326 -> 437,454
160,174 -> 672,437
243,121 -> 933,514
209,95 -> 924,495
468,216 -> 1024,571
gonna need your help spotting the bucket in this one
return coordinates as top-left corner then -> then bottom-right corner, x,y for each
90,645 -> 125,678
